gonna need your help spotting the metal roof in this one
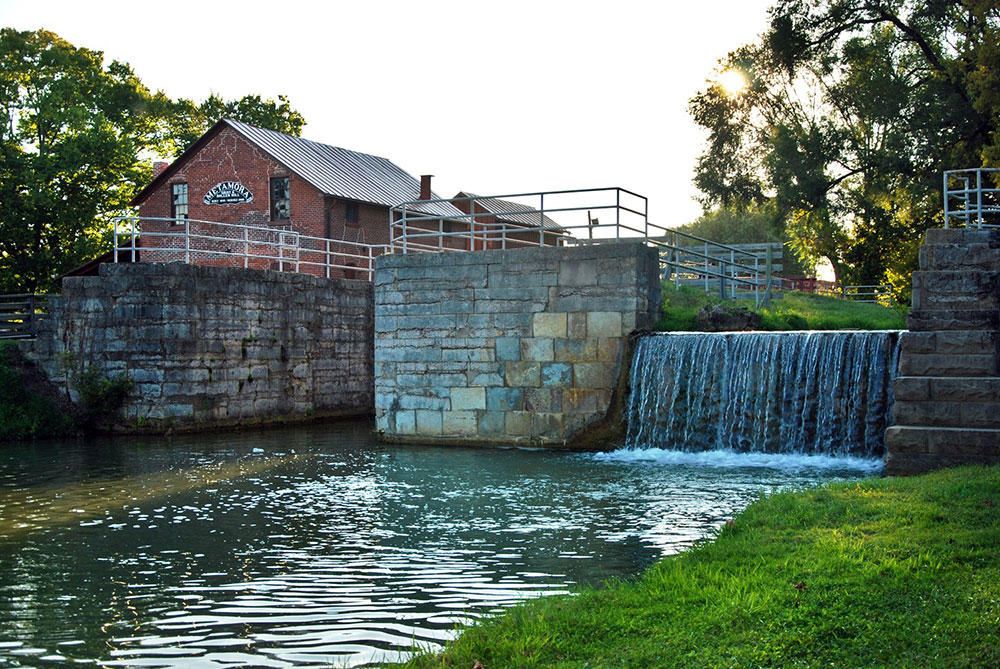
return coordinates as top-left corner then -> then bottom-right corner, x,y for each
457,192 -> 566,231
224,120 -> 464,217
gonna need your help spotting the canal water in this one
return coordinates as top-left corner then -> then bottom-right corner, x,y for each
0,420 -> 882,667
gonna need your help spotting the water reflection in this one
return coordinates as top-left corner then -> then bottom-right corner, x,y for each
0,421 -> 878,666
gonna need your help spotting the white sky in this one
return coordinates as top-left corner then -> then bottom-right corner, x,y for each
0,0 -> 774,227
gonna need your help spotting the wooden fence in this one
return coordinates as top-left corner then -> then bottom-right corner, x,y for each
0,294 -> 49,339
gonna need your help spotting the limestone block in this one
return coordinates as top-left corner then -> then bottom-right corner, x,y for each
559,259 -> 598,286
567,312 -> 587,339
487,387 -> 525,411
898,352 -> 996,377
893,377 -> 930,402
598,337 -> 624,362
415,409 -> 443,435
520,338 -> 555,362
525,388 -> 560,413
532,412 -> 564,435
442,348 -> 495,363
451,387 -> 486,411
478,411 -> 506,434
533,313 -> 567,338
554,338 -> 598,362
496,337 -> 521,361
504,361 -> 541,388
443,410 -> 478,435
893,400 -> 962,427
574,362 -> 616,389
540,362 -> 573,387
928,377 -> 1000,403
562,388 -> 602,414
587,312 -> 622,338
504,411 -> 532,436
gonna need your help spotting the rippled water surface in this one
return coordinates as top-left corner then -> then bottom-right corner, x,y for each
0,421 -> 881,666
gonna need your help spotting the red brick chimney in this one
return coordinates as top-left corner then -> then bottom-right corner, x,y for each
153,161 -> 169,177
420,175 -> 433,200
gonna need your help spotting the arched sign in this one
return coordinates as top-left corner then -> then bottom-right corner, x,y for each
203,181 -> 254,205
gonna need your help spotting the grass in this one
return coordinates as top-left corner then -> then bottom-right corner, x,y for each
0,341 -> 75,441
657,285 -> 906,331
400,466 -> 1000,668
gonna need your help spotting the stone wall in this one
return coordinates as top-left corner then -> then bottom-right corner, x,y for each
22,262 -> 373,428
373,242 -> 661,445
886,228 -> 1000,474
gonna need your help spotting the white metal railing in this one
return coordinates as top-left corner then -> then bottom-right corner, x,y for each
390,188 -> 779,306
944,168 -> 1000,228
112,217 -> 388,280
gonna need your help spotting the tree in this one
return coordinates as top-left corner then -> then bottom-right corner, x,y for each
690,0 -> 1000,295
0,29 -> 306,293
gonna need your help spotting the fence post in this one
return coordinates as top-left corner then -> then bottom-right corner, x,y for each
539,193 -> 545,247
674,231 -> 680,291
704,242 -> 709,293
326,239 -> 331,279
184,219 -> 190,264
243,226 -> 249,268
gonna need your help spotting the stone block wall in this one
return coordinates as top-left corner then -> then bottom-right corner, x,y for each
373,242 -> 661,445
22,262 -> 373,427
886,228 -> 1000,474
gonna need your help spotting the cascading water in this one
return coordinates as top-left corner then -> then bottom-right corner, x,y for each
624,331 -> 901,457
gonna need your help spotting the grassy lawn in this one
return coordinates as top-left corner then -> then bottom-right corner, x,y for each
401,466 -> 1000,668
657,285 -> 906,331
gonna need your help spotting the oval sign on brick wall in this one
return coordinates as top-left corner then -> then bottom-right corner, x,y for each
203,181 -> 254,205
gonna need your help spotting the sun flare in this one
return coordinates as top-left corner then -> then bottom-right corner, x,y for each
718,69 -> 748,97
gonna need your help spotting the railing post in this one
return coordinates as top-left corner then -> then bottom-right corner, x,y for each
729,249 -> 735,299
704,242 -> 709,293
27,294 -> 35,337
438,217 -> 443,253
977,168 -> 984,228
243,226 -> 249,268
402,207 -> 408,254
616,189 -> 621,241
130,219 -> 137,263
674,231 -> 680,291
539,193 -> 545,247
184,219 -> 190,264
326,239 -> 331,279
469,197 -> 476,251
943,172 -> 950,228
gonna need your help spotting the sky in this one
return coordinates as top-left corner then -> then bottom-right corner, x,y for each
0,0 -> 775,227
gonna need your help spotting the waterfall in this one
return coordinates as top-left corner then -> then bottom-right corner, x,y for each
624,332 -> 901,457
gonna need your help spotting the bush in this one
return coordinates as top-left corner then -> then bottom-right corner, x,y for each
71,366 -> 134,428
0,342 -> 74,441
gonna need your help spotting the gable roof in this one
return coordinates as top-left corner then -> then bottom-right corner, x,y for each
131,119 -> 464,218
455,192 -> 566,232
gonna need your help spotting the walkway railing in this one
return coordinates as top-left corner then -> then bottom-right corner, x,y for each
0,294 -> 49,340
112,217 -> 389,280
390,188 -> 779,306
944,168 -> 1000,228
816,284 -> 894,305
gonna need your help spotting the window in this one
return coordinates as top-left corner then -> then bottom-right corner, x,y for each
345,202 -> 359,224
171,183 -> 188,223
270,177 -> 290,220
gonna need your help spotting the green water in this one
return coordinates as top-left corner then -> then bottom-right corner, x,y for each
0,420 -> 880,666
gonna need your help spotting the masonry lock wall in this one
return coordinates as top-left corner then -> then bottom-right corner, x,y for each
22,262 -> 373,427
373,243 -> 661,445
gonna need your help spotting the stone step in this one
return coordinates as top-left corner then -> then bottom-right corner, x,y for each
907,309 -> 999,332
898,349 -> 998,376
911,270 -> 1000,311
885,425 -> 1000,475
901,330 -> 997,357
893,397 -> 1000,428
924,228 -> 1000,246
895,376 -> 1000,403
920,243 -> 1000,272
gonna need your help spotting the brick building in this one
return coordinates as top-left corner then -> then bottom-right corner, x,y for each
129,118 -> 464,277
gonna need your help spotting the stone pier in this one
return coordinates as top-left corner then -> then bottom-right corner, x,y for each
373,243 -> 661,445
886,228 -> 1000,474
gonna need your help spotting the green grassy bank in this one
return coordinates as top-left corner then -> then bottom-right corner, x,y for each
403,466 -> 1000,668
658,285 -> 906,331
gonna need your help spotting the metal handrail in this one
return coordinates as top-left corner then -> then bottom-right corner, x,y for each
944,168 -> 1000,228
112,217 -> 389,280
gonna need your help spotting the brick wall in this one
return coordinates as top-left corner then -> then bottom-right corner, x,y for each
137,128 -> 392,277
22,263 -> 373,428
373,243 -> 661,445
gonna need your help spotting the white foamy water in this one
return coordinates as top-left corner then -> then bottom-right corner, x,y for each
590,447 -> 885,475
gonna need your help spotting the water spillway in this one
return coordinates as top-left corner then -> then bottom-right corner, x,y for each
625,332 -> 901,457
